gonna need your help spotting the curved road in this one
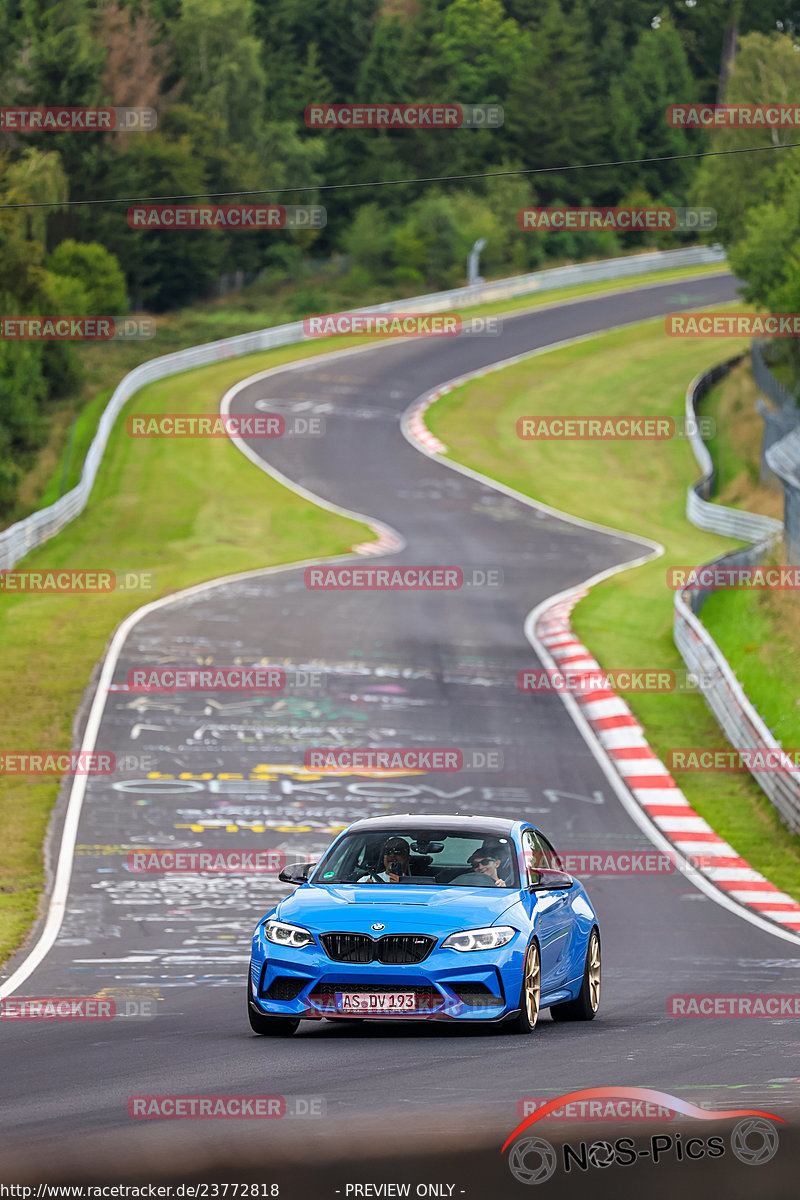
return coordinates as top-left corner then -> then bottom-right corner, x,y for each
3,273 -> 799,1159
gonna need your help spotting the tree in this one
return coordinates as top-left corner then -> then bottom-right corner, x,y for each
506,0 -> 604,204
613,14 -> 698,201
0,147 -> 75,517
256,0 -> 379,101
47,240 -> 128,313
429,0 -> 526,98
664,0 -> 800,102
692,31 -> 800,245
99,1 -> 173,146
19,0 -> 107,185
171,0 -> 267,145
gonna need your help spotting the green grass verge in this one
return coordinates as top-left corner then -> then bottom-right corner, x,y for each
428,316 -> 800,902
0,341 -> 373,968
12,259 -> 726,523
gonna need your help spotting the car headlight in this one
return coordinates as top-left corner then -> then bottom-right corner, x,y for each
263,920 -> 316,949
442,925 -> 516,952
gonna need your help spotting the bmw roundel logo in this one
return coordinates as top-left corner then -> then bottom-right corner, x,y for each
371,923 -> 385,931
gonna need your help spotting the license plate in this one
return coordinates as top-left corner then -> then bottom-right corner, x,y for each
334,991 -> 418,1014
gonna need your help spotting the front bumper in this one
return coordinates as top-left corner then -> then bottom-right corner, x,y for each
249,935 -> 526,1022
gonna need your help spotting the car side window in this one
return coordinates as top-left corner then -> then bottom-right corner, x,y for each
537,832 -> 563,871
522,830 -> 550,884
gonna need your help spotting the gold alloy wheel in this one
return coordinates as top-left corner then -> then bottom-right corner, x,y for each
524,942 -> 541,1028
588,931 -> 601,1012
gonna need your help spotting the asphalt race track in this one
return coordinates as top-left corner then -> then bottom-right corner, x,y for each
3,273 -> 799,1159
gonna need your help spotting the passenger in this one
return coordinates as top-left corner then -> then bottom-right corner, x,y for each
467,846 -> 508,887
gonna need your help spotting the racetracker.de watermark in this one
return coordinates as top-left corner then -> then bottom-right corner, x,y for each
304,313 -> 463,337
304,566 -> 502,589
668,995 -> 800,1017
304,103 -> 503,128
666,748 -> 800,772
125,666 -> 286,692
0,569 -> 155,593
0,752 -> 115,776
118,666 -> 323,693
517,667 -> 721,694
1,994 -> 159,1020
518,1097 -> 676,1121
536,851 -> 685,876
667,565 -> 800,589
127,414 -> 282,437
518,207 -> 716,231
531,848 -> 744,877
1,317 -> 155,340
126,413 -> 325,438
0,106 -> 156,131
127,849 -> 285,873
0,997 -> 115,1020
127,206 -> 325,230
127,1095 -> 325,1118
667,103 -> 800,127
666,313 -> 800,337
303,748 -> 503,772
516,415 -> 713,439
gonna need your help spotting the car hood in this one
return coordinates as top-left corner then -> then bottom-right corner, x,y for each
274,884 -> 520,933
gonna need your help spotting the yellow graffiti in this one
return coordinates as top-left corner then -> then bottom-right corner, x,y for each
147,763 -> 425,782
95,987 -> 163,1001
175,821 -> 347,834
75,844 -> 143,855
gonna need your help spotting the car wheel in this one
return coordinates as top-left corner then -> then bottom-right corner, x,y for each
550,928 -> 601,1022
246,978 -> 300,1037
503,939 -> 541,1034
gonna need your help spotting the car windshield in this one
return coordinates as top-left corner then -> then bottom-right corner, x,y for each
311,830 -> 519,888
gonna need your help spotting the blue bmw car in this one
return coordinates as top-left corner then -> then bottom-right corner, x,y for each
247,814 -> 601,1036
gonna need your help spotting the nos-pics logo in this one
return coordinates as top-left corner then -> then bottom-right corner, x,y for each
502,1087 -> 782,1185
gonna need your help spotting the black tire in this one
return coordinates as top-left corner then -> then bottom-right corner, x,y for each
246,976 -> 300,1037
502,939 -> 541,1034
550,928 -> 601,1022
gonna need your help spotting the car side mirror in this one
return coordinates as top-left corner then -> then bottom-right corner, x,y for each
278,861 -> 316,885
529,868 -> 574,891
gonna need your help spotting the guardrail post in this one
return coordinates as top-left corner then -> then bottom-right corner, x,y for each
766,429 -> 800,564
756,397 -> 800,488
751,339 -> 799,410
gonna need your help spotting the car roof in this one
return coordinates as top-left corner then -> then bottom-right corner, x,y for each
343,814 -> 523,837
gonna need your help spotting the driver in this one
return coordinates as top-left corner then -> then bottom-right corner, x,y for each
358,836 -> 411,883
467,845 -> 508,887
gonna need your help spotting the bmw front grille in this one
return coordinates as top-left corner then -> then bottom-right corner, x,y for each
320,933 -> 436,964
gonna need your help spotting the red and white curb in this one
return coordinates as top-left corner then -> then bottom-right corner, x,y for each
353,526 -> 404,556
404,392 -> 449,455
535,591 -> 800,933
403,356 -> 515,456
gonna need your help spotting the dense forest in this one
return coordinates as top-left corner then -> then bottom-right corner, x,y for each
2,0 -> 800,513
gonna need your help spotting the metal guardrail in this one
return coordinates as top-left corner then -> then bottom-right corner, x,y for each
766,427 -> 800,563
751,338 -> 799,410
684,356 -> 783,542
0,244 -> 726,571
675,358 -> 800,833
